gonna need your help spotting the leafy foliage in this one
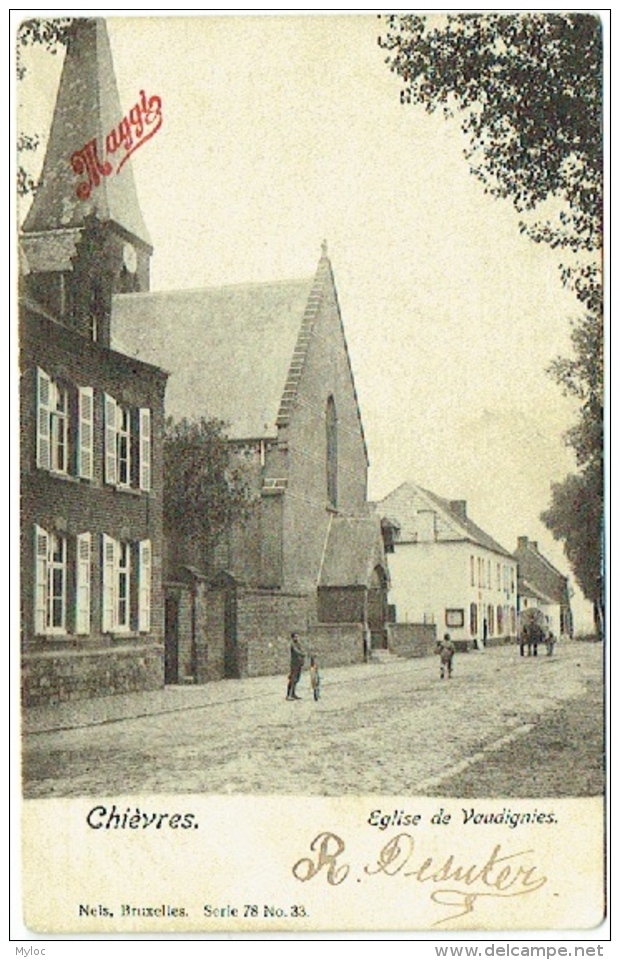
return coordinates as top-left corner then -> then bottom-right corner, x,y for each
379,13 -> 605,624
379,13 -> 603,252
541,462 -> 604,620
17,18 -> 73,196
16,18 -> 73,80
163,417 -> 255,571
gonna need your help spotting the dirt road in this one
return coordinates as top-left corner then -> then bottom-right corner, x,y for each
22,640 -> 604,798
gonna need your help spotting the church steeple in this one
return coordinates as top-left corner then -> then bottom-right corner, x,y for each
22,18 -> 151,245
20,17 -> 154,345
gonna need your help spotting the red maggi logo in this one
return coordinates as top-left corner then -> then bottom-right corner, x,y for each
71,90 -> 162,200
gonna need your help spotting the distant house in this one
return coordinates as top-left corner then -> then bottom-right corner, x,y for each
376,482 -> 518,648
112,246 -> 388,681
19,20 -> 168,706
514,536 -> 573,638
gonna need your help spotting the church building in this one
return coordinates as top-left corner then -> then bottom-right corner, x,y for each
19,17 -> 388,698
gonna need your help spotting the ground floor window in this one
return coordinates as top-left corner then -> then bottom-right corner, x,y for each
497,604 -> 504,635
34,526 -> 91,636
102,535 -> 151,634
487,604 -> 495,637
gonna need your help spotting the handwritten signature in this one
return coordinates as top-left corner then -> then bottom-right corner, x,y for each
292,831 -> 547,924
71,90 -> 162,200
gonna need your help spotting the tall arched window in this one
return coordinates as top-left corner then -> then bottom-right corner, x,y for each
326,395 -> 338,508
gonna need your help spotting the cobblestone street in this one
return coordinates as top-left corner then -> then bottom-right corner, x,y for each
22,641 -> 603,799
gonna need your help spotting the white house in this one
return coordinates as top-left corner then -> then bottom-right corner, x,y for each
377,482 -> 518,648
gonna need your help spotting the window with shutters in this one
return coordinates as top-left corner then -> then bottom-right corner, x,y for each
34,526 -> 68,634
34,527 -> 93,637
117,406 -> 132,487
36,368 -> 69,475
104,393 -> 152,492
102,535 -> 151,633
36,369 -> 95,481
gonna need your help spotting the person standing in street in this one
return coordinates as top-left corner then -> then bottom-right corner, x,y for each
286,633 -> 306,700
309,656 -> 321,701
437,633 -> 456,679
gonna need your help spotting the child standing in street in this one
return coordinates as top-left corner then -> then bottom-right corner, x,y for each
309,656 -> 321,701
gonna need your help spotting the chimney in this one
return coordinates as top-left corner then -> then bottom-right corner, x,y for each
517,536 -> 529,551
450,500 -> 467,521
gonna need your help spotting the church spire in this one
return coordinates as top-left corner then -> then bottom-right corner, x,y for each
22,17 -> 151,248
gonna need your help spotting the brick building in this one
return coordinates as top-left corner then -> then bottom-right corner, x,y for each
514,536 -> 573,639
19,19 -> 168,705
113,247 -> 388,681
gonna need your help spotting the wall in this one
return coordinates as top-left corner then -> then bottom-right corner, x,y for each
22,643 -> 163,706
235,589 -> 313,677
389,541 -> 517,643
388,623 -> 436,658
306,623 -> 366,667
278,265 -> 370,594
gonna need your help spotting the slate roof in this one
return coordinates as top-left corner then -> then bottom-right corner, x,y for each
22,18 -> 151,248
514,538 -> 570,606
318,516 -> 387,588
419,486 -> 513,558
111,277 -> 315,438
376,481 -> 513,558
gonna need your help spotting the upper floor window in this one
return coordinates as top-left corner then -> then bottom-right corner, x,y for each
326,395 -> 338,508
36,368 -> 94,481
104,393 -> 151,491
470,556 -> 475,587
36,368 -> 71,475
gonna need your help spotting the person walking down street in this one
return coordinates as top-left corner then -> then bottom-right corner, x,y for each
546,632 -> 556,657
309,656 -> 321,701
437,633 -> 456,679
286,633 -> 306,700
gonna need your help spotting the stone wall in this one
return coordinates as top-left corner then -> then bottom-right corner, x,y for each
306,622 -> 366,667
22,643 -> 164,707
388,623 -> 437,658
236,589 -> 312,677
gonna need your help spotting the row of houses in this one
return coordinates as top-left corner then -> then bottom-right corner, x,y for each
19,18 -> 572,707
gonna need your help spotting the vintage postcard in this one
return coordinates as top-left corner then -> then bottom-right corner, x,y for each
15,11 -> 607,938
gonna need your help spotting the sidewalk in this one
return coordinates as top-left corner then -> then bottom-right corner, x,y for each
21,649 -> 413,735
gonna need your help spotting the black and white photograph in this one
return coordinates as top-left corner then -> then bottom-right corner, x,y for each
14,11 -> 606,937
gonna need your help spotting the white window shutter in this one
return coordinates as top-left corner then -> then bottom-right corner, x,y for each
75,532 -> 92,635
139,408 -> 151,492
102,534 -> 117,632
34,525 -> 49,634
104,393 -> 118,485
77,387 -> 94,480
138,539 -> 152,632
36,368 -> 51,470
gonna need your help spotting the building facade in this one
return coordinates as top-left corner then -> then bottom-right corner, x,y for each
377,482 -> 518,649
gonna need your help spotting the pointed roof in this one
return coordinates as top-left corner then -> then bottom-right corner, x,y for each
514,537 -> 571,606
22,18 -> 151,247
376,481 -> 513,558
318,516 -> 387,588
111,250 -> 365,444
111,275 -> 315,439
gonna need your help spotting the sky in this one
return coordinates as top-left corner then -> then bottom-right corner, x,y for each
17,13 -> 597,630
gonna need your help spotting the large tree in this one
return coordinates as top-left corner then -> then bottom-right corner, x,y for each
379,13 -> 604,628
163,417 -> 256,574
379,13 -> 603,253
